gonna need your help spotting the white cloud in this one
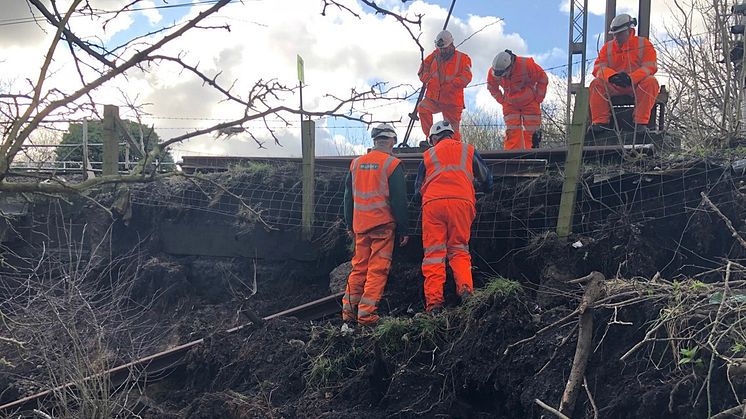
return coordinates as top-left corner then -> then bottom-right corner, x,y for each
3,1 -> 560,159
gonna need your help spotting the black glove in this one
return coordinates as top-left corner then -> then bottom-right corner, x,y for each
531,129 -> 543,148
608,72 -> 632,87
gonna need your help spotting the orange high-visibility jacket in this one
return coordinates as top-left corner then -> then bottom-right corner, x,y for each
592,28 -> 657,85
418,50 -> 472,107
350,150 -> 401,234
487,56 -> 548,105
420,139 -> 475,205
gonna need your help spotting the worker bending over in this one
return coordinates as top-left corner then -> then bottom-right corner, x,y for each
589,13 -> 659,135
414,120 -> 492,313
487,50 -> 548,150
342,124 -> 409,326
418,30 -> 472,142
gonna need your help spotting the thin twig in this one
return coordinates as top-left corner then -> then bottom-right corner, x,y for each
535,399 -> 570,419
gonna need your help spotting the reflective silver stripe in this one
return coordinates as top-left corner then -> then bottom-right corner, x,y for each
607,41 -> 613,64
518,56 -> 527,80
422,257 -> 445,266
523,115 -> 542,121
638,37 -> 644,62
450,244 -> 469,251
358,309 -> 374,317
639,67 -> 652,76
359,297 -> 377,307
379,251 -> 392,260
506,125 -> 523,130
511,90 -> 533,102
354,201 -> 389,211
343,292 -> 361,304
641,61 -> 656,67
352,154 -> 396,199
424,143 -> 473,184
443,53 -> 463,82
423,244 -> 447,253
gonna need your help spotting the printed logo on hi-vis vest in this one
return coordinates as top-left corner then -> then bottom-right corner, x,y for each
359,163 -> 380,170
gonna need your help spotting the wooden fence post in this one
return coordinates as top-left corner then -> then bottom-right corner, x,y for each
556,88 -> 589,239
301,119 -> 315,240
102,105 -> 119,176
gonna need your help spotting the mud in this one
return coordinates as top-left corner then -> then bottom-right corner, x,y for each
2,156 -> 746,418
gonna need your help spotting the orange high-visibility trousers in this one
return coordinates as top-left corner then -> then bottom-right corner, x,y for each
421,199 -> 475,311
418,98 -> 463,142
589,76 -> 659,125
342,224 -> 395,325
503,101 -> 541,150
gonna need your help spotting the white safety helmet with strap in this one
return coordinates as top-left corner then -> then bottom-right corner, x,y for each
428,120 -> 455,144
608,13 -> 637,34
435,30 -> 454,48
492,50 -> 514,76
371,123 -> 397,141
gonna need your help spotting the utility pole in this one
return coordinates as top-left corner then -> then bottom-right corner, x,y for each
732,2 -> 746,136
565,0 -> 589,138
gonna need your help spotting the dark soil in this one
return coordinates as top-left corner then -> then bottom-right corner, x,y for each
3,156 -> 746,418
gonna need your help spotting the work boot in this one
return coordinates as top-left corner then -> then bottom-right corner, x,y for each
460,290 -> 473,304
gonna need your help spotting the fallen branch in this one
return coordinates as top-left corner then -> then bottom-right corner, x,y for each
701,192 -> 746,250
559,272 -> 606,417
535,398 -> 570,419
710,402 -> 746,419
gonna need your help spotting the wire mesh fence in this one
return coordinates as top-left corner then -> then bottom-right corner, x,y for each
129,155 -> 746,241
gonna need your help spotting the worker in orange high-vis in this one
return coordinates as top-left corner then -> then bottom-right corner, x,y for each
342,123 -> 409,326
417,30 -> 472,142
487,49 -> 548,150
588,13 -> 659,136
414,121 -> 493,313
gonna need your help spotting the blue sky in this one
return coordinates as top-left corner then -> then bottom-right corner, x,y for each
1,0 -> 667,157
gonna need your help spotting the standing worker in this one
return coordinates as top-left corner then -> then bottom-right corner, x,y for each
588,13 -> 659,135
342,123 -> 409,326
418,30 -> 472,142
414,120 -> 492,313
487,49 -> 548,150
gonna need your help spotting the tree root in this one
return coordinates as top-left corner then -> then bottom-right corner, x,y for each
559,272 -> 606,417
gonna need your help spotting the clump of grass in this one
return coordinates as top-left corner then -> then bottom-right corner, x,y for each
482,276 -> 523,297
239,161 -> 276,179
305,346 -> 366,389
373,315 -> 445,353
459,276 -> 523,313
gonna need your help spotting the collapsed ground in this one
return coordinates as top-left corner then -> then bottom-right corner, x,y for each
2,152 -> 746,418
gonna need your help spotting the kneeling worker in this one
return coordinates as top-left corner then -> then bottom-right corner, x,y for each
342,123 -> 409,326
414,120 -> 493,313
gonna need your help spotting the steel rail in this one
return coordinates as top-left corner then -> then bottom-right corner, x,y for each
0,292 -> 344,414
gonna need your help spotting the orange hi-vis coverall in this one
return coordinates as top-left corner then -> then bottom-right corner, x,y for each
418,49 -> 472,141
342,150 -> 407,326
487,56 -> 548,150
590,28 -> 659,125
414,139 -> 493,311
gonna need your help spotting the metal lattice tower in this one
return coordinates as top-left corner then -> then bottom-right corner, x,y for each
566,0 -> 589,132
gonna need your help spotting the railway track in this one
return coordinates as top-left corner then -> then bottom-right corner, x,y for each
179,144 -> 655,175
0,292 -> 345,414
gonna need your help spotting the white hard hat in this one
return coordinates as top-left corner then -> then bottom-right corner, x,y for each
371,123 -> 397,141
429,120 -> 455,139
435,30 -> 454,48
608,14 -> 637,34
492,51 -> 513,75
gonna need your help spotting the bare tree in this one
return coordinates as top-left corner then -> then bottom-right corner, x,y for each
656,0 -> 742,147
0,1 -> 408,194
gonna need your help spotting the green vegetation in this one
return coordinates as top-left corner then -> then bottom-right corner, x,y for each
56,119 -> 173,167
373,315 -> 445,353
305,346 -> 365,389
